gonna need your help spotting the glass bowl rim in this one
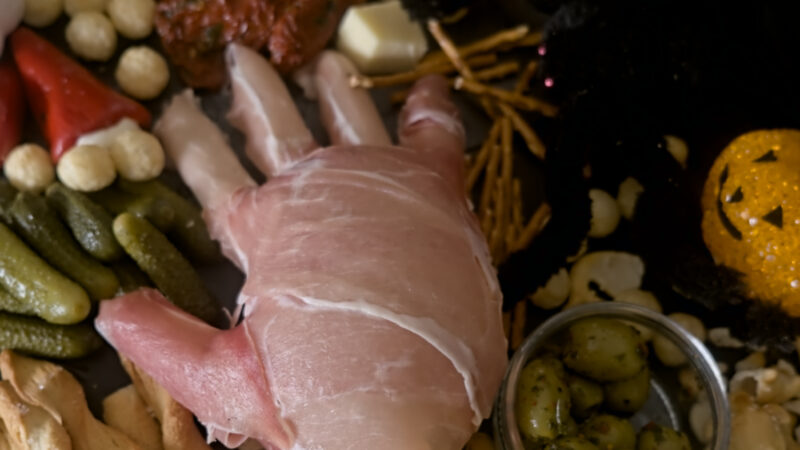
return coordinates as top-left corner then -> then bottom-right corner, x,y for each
493,302 -> 731,450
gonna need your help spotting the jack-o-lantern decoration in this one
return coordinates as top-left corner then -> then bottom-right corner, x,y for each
702,130 -> 800,316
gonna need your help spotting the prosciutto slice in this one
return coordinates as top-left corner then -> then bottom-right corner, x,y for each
96,46 -> 507,450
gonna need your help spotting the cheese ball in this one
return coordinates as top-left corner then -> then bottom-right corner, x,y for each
65,0 -> 106,16
3,144 -> 55,193
109,129 -> 165,181
57,145 -> 116,192
65,11 -> 117,61
115,46 -> 169,100
106,0 -> 154,39
23,0 -> 63,27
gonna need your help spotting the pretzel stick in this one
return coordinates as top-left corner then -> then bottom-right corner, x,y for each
505,179 -> 522,250
514,60 -> 539,94
512,202 -> 552,252
496,118 -> 515,260
474,61 -> 521,82
481,205 -> 494,236
498,31 -> 544,51
500,103 -> 546,159
510,299 -> 527,350
455,77 -> 558,115
512,179 -> 524,233
428,20 -> 497,117
480,142 -> 501,217
427,19 -> 476,79
421,24 -> 530,67
389,61 -> 517,104
466,119 -> 502,192
350,54 -> 498,88
490,178 -> 506,259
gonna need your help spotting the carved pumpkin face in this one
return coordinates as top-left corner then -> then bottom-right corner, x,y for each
701,130 -> 800,315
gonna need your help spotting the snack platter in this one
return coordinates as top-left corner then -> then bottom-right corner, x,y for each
2,1 -> 800,449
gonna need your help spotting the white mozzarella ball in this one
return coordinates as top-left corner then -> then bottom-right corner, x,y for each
23,0 -> 63,27
65,11 -> 117,61
109,129 -> 165,181
65,0 -> 106,16
3,144 -> 55,193
115,46 -> 170,100
106,0 -> 155,39
57,144 -> 116,192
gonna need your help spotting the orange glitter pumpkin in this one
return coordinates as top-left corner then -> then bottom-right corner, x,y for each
701,129 -> 800,316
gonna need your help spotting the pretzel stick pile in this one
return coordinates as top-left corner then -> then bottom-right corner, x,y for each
350,21 -> 554,265
425,20 -> 553,265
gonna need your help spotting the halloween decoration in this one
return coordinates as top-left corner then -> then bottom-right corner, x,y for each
702,130 -> 800,316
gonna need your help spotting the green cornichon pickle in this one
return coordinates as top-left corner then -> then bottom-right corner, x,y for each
113,213 -> 219,322
111,259 -> 152,294
0,222 -> 90,325
0,312 -> 102,359
9,192 -> 119,300
0,179 -> 17,224
90,185 -> 176,231
0,285 -> 36,316
117,179 -> 220,264
515,357 -> 572,445
46,183 -> 124,262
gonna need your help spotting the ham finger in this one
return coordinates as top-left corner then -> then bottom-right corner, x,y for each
314,51 -> 392,146
227,44 -> 317,178
154,90 -> 256,211
399,75 -> 467,190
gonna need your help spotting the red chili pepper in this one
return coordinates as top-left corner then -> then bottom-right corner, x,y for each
10,27 -> 151,162
0,56 -> 25,166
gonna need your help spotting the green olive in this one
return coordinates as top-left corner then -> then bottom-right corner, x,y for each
604,368 -> 651,413
567,374 -> 604,418
516,357 -> 572,444
563,318 -> 647,382
546,436 -> 600,450
637,424 -> 691,450
581,414 -> 637,450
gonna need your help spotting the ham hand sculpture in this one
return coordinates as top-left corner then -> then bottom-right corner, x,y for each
95,45 -> 507,450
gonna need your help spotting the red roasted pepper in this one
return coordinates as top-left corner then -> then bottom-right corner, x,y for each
0,56 -> 25,165
10,27 -> 151,161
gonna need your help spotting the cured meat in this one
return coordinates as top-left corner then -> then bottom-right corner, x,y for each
155,0 -> 365,89
96,46 -> 507,449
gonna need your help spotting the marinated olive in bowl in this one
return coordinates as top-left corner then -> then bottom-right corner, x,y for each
494,302 -> 730,450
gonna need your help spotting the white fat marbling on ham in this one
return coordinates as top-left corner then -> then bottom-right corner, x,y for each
97,48 -> 506,450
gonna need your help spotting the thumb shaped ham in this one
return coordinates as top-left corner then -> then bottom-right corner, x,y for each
96,46 -> 507,450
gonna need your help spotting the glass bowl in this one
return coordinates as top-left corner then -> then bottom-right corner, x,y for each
493,302 -> 730,449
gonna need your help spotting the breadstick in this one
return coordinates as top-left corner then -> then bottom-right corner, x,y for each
351,54 -> 498,88
421,25 -> 530,67
514,60 -> 538,94
466,119 -> 502,192
455,77 -> 558,115
474,61 -> 520,82
512,202 -> 552,251
500,103 -> 546,159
